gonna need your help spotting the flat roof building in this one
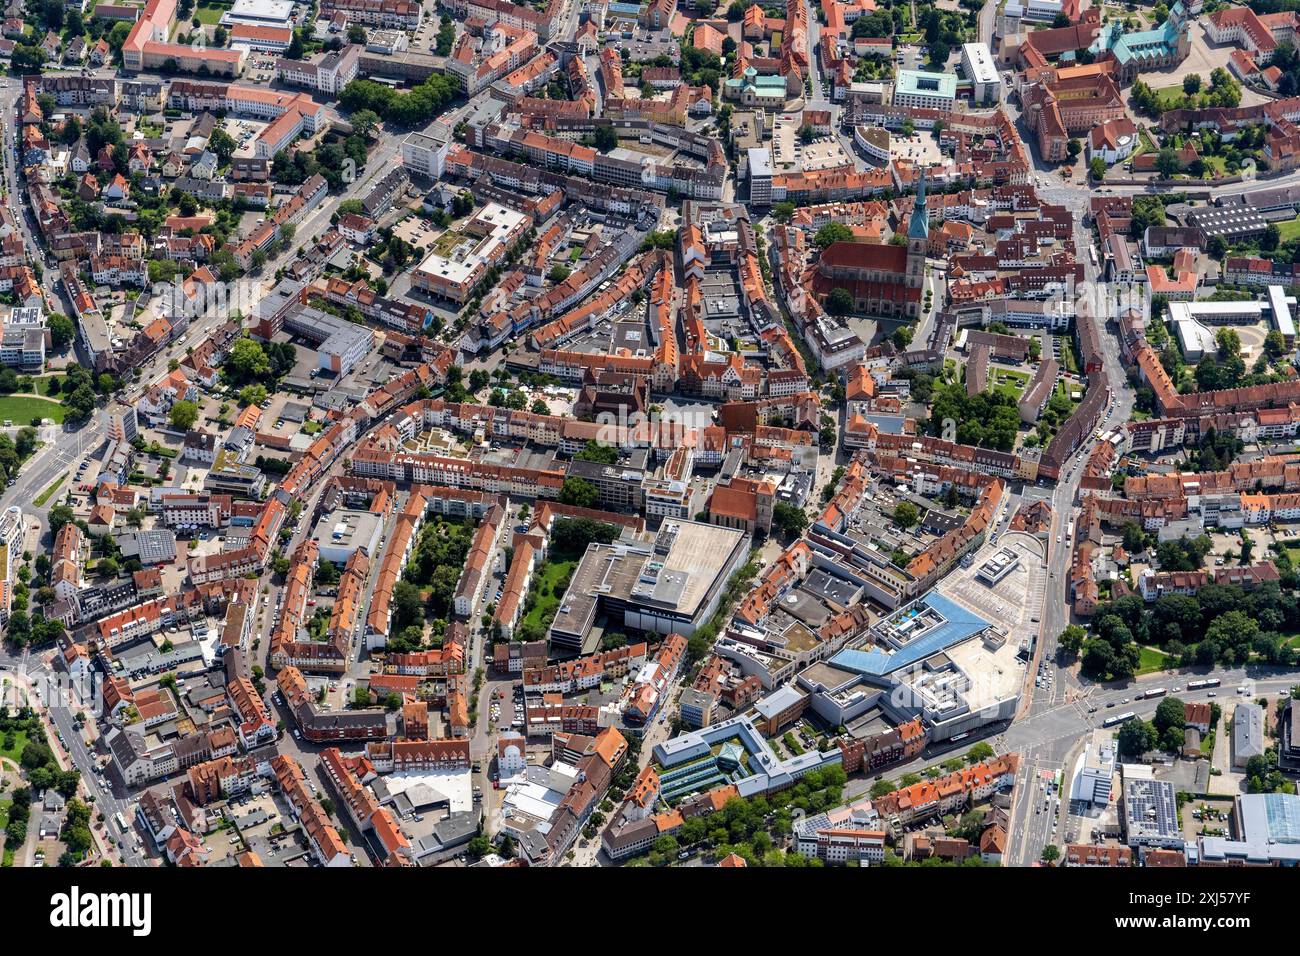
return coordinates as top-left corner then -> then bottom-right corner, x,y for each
279,302 -> 373,377
412,202 -> 532,303
1199,792 -> 1300,865
1074,728 -> 1117,807
893,70 -> 958,110
831,592 -> 992,679
961,43 -> 1000,104
1121,764 -> 1183,849
976,548 -> 1019,586
748,146 -> 773,206
221,0 -> 295,27
312,509 -> 383,564
548,520 -> 749,653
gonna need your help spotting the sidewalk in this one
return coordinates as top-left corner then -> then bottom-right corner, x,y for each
10,667 -> 121,866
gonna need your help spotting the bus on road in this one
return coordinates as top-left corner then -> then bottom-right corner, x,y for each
1103,711 -> 1136,727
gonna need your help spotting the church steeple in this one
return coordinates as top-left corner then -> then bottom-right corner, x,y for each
903,170 -> 928,297
908,170 -> 930,241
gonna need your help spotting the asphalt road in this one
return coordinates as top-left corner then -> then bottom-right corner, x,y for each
2,648 -> 148,866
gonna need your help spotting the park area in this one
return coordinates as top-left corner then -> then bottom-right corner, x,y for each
991,367 -> 1029,401
518,558 -> 577,639
513,518 -> 624,642
0,395 -> 63,424
194,1 -> 232,25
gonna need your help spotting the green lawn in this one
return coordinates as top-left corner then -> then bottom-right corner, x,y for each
194,1 -> 231,25
0,729 -> 29,765
1137,646 -> 1173,676
1276,217 -> 1300,243
994,384 -> 1022,401
1054,335 -> 1081,374
1285,542 -> 1300,564
1199,154 -> 1228,178
1132,127 -> 1158,160
431,229 -> 467,257
520,559 -> 576,634
33,474 -> 65,508
991,368 -> 1029,401
31,376 -> 63,397
1153,85 -> 1187,110
0,395 -> 64,424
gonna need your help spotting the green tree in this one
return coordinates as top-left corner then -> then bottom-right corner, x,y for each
1117,718 -> 1158,757
209,125 -> 236,164
48,503 -> 76,535
391,580 -> 424,631
966,742 -> 995,764
559,477 -> 600,508
771,202 -> 796,223
1154,147 -> 1181,178
814,222 -> 854,249
1265,329 -> 1287,357
227,337 -> 271,382
47,313 -> 74,351
574,440 -> 618,465
239,384 -> 268,407
1153,696 -> 1186,734
593,125 -> 618,152
1122,522 -> 1146,554
169,400 -> 199,431
772,502 -> 808,538
825,287 -> 854,316
1059,624 -> 1087,656
892,501 -> 919,529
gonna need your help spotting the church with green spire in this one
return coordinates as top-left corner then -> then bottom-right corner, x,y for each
810,173 -> 929,320
905,171 -> 929,292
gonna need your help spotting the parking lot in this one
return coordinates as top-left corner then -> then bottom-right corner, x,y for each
890,129 -> 946,168
225,116 -> 271,159
244,52 -> 279,85
938,531 -> 1048,651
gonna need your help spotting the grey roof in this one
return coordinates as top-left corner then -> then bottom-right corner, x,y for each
431,811 -> 479,848
106,725 -> 147,766
1121,771 -> 1181,846
753,684 -> 806,719
1200,793 -> 1300,864
117,529 -> 178,565
1234,702 -> 1265,761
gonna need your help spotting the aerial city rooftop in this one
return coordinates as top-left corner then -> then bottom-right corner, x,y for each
0,0 -> 1294,888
